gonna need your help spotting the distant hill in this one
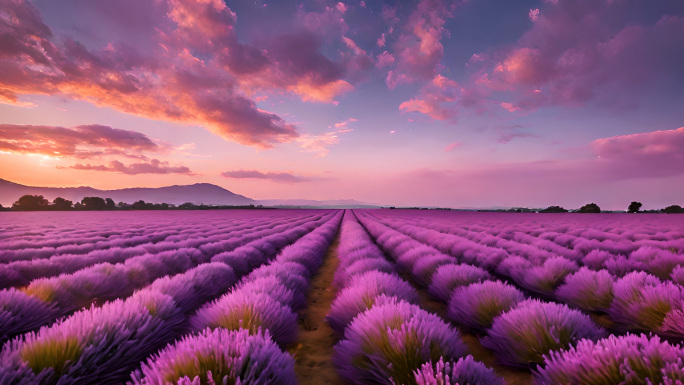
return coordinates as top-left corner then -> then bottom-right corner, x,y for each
0,178 -> 254,206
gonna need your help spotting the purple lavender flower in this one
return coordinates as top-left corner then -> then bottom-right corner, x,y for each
414,356 -> 504,385
428,264 -> 492,302
535,334 -> 684,384
481,299 -> 606,367
333,257 -> 395,289
131,328 -> 296,385
412,254 -> 456,287
609,271 -> 684,332
191,291 -> 298,347
447,280 -> 525,331
0,290 -> 183,384
555,267 -> 614,312
519,257 -> 579,296
326,271 -> 419,334
237,276 -> 306,311
334,297 -> 468,385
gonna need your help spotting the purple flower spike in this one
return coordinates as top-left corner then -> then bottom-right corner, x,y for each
0,288 -> 60,342
249,262 -> 311,293
334,297 -> 467,385
333,258 -> 395,289
237,276 -> 306,311
428,264 -> 492,302
0,290 -> 183,384
535,334 -> 684,385
412,254 -> 456,287
131,328 -> 296,385
672,265 -> 684,285
191,291 -> 298,347
555,267 -> 614,312
414,356 -> 504,385
326,271 -> 419,335
609,271 -> 684,332
520,257 -> 578,296
447,280 -> 525,331
481,299 -> 606,367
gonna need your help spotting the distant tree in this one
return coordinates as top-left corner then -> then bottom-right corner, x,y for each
577,203 -> 601,213
105,198 -> 115,209
540,206 -> 568,213
132,200 -> 152,210
12,195 -> 49,211
179,202 -> 196,210
81,196 -> 107,210
52,197 -> 73,210
662,205 -> 683,214
627,201 -> 643,213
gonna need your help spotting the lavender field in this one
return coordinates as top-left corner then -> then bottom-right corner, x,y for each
1,209 -> 683,385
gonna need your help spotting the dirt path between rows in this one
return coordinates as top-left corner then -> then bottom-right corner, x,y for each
289,232 -> 346,385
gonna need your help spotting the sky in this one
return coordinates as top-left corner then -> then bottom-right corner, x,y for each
0,0 -> 683,210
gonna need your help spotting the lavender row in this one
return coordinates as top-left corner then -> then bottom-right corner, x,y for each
368,210 -> 684,279
0,211 -> 318,264
329,212 -> 503,385
130,211 -> 344,384
0,212 -> 321,288
365,212 -> 684,340
0,213 -> 334,342
0,212 -> 342,384
355,212 -> 608,368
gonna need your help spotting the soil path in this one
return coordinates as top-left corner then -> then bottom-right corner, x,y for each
289,232 -> 346,385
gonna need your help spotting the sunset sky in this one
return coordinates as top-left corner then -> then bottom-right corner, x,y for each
1,0 -> 683,210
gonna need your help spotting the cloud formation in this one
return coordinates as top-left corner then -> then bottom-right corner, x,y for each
221,169 -> 313,183
0,124 -> 158,158
65,159 -> 195,175
0,0 -> 369,148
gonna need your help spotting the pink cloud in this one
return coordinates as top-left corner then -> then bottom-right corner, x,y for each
399,75 -> 460,121
528,9 -> 540,22
66,159 -> 195,175
444,142 -> 463,152
383,0 -> 455,88
473,3 -> 684,111
0,0 -> 367,148
221,169 -> 313,183
333,118 -> 359,128
375,51 -> 395,68
590,127 -> 684,179
0,124 -> 159,158
296,128 -> 353,157
497,132 -> 537,144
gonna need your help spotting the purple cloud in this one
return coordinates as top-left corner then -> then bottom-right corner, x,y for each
66,159 -> 195,175
221,170 -> 313,183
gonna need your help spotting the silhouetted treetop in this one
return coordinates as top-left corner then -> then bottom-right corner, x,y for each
12,195 -> 49,211
628,201 -> 643,213
577,203 -> 601,213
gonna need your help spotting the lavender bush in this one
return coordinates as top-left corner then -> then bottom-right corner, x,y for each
535,334 -> 684,384
334,298 -> 468,385
482,299 -> 606,367
447,280 -> 525,331
555,267 -> 614,312
326,271 -> 419,334
191,291 -> 298,347
131,328 -> 296,385
428,264 -> 492,302
414,356 -> 504,385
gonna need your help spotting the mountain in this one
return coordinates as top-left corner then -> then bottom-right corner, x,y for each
0,178 -> 254,206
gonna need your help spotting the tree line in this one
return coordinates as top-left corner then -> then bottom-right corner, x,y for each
0,195 -> 263,211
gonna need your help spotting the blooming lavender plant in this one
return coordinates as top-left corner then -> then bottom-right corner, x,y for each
411,254 -> 455,287
334,298 -> 468,385
0,290 -> 183,384
447,280 -> 525,331
482,299 -> 606,367
130,328 -> 296,385
428,264 -> 491,302
535,334 -> 684,384
555,267 -> 614,312
191,291 -> 298,347
326,271 -> 419,334
414,356 -> 504,385
519,256 -> 579,296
